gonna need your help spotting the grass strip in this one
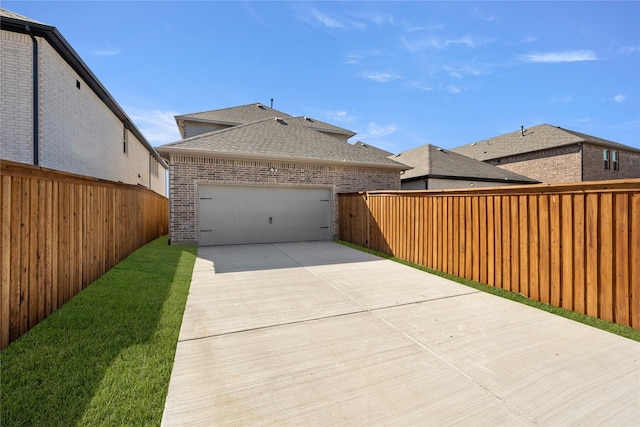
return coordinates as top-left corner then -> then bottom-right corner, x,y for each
1,235 -> 197,426
337,240 -> 640,342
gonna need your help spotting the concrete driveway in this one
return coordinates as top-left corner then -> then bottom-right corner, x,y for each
162,241 -> 639,426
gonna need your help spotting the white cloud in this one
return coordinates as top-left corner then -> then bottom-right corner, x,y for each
618,45 -> 640,55
311,8 -> 345,28
448,85 -> 462,94
92,47 -> 121,56
402,35 -> 490,52
360,71 -> 402,82
411,80 -> 434,91
520,50 -> 598,63
444,64 -> 484,78
613,94 -> 626,103
366,122 -> 397,137
325,110 -> 354,124
344,53 -> 363,65
127,108 -> 181,146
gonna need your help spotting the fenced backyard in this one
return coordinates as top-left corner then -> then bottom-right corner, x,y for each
1,160 -> 169,349
339,179 -> 640,330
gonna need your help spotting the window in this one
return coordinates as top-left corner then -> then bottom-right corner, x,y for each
612,150 -> 619,171
603,149 -> 609,169
123,126 -> 128,154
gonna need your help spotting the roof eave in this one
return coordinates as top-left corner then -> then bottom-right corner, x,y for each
402,174 -> 538,184
156,147 -> 410,171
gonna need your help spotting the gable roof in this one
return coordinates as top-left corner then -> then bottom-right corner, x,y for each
354,141 -> 395,158
157,117 -> 408,170
176,103 -> 292,126
175,103 -> 356,139
285,116 -> 356,138
452,124 -> 640,161
393,144 -> 538,183
0,8 -> 167,168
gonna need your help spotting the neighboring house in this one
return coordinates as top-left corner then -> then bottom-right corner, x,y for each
0,9 -> 167,195
393,144 -> 538,190
157,103 -> 408,246
452,124 -> 640,184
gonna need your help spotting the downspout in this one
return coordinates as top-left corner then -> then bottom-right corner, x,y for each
25,25 -> 39,165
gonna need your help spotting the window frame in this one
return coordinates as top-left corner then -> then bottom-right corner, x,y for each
603,149 -> 609,170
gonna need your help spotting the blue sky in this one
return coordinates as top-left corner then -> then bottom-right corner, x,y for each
5,1 -> 640,153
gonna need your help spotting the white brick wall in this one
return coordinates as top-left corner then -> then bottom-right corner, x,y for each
1,31 -> 33,162
1,29 -> 167,196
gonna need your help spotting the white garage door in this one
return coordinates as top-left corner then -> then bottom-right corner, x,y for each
197,185 -> 332,246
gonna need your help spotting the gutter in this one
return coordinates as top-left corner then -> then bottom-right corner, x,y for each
156,147 -> 411,171
1,15 -> 167,169
25,25 -> 39,165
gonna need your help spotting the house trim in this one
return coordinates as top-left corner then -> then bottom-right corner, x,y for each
161,148 -> 408,171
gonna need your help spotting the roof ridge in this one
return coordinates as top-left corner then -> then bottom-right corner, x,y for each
165,117 -> 280,146
176,103 -> 292,120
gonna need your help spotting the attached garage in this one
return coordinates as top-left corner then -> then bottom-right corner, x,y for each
198,185 -> 331,246
157,104 -> 407,246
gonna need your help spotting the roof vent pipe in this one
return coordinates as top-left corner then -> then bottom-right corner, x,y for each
521,125 -> 525,137
270,98 -> 274,108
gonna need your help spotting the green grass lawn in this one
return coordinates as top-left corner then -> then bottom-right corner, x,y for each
337,240 -> 640,342
1,236 -> 197,426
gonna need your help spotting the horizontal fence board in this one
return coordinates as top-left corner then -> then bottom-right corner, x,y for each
0,160 -> 168,349
339,178 -> 640,330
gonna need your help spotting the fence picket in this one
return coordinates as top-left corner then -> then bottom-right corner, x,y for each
0,161 -> 168,349
339,178 -> 640,331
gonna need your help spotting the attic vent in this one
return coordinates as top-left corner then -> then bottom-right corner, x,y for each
257,104 -> 265,109
471,142 -> 477,146
304,116 -> 313,122
436,147 -> 443,151
275,117 -> 285,123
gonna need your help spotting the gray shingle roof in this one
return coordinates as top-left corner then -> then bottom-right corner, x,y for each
354,141 -> 395,158
176,104 -> 356,138
452,124 -> 640,161
158,117 -> 408,169
176,103 -> 292,125
392,144 -> 538,183
286,116 -> 356,138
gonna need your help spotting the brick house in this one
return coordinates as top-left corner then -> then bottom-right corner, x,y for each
452,124 -> 640,184
393,144 -> 538,190
157,103 -> 407,246
0,9 -> 167,195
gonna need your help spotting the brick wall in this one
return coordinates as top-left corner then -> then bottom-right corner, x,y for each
1,29 -> 166,196
487,145 -> 582,183
168,155 -> 401,244
1,31 -> 33,162
582,143 -> 640,181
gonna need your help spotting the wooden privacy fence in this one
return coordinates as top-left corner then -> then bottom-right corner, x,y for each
1,160 -> 169,349
339,179 -> 640,330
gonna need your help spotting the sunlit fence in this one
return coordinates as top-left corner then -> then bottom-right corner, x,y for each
1,160 -> 169,349
339,179 -> 640,330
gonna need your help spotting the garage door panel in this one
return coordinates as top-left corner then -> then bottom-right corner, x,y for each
198,185 -> 331,246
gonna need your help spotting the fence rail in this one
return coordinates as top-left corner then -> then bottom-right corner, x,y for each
1,160 -> 169,349
339,179 -> 640,330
